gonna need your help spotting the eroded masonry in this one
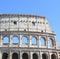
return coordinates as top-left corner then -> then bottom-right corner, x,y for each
0,14 -> 60,59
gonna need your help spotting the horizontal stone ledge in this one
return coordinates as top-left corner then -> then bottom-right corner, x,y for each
0,47 -> 59,51
0,31 -> 55,35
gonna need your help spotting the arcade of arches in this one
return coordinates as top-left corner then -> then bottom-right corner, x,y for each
2,36 -> 55,47
1,35 -> 58,59
2,52 -> 57,59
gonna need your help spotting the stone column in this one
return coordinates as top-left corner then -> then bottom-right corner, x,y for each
48,51 -> 51,59
0,51 -> 2,59
46,36 -> 48,48
29,35 -> 32,47
10,51 -> 12,59
9,35 -> 12,47
39,51 -> 41,59
28,35 -> 30,47
18,34 -> 20,47
1,35 -> 3,46
29,52 -> 33,59
0,36 -> 1,46
20,35 -> 22,47
39,36 -> 41,47
40,51 -> 42,59
56,52 -> 58,59
37,36 -> 39,47
20,51 -> 22,59
29,51 -> 31,59
30,52 -> 32,59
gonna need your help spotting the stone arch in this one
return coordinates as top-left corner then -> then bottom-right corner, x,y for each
48,38 -> 53,47
3,36 -> 9,44
42,53 -> 48,59
40,37 -> 46,46
51,54 -> 56,59
12,53 -> 18,59
22,36 -> 28,44
49,38 -> 55,47
31,36 -> 37,45
22,53 -> 28,59
2,53 -> 8,59
12,36 -> 19,44
33,53 -> 38,59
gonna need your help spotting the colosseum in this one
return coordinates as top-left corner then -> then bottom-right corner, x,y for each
0,14 -> 60,59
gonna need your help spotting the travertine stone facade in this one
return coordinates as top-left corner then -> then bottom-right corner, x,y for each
0,14 -> 60,59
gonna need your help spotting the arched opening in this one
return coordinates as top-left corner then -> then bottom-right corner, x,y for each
33,53 -> 38,59
3,36 -> 9,44
12,53 -> 18,59
22,36 -> 28,44
31,37 -> 37,45
22,53 -> 28,59
48,38 -> 53,47
2,53 -> 8,59
40,37 -> 46,46
12,36 -> 19,44
32,22 -> 35,26
51,54 -> 56,59
42,53 -> 48,59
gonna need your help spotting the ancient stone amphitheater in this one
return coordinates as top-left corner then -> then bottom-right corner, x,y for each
0,14 -> 60,59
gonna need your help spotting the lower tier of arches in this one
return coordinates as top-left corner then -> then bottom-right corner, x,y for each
0,52 -> 57,59
1,51 -> 58,59
2,53 -> 56,59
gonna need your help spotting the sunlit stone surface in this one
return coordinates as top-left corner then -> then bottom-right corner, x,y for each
0,14 -> 60,59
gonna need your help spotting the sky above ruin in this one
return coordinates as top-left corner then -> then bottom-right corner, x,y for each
0,0 -> 60,46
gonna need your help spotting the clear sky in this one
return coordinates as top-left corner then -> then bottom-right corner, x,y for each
0,0 -> 60,46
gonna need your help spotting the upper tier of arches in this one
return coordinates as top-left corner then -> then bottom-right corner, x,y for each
2,35 -> 56,48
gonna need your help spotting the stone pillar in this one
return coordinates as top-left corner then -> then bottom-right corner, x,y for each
29,51 -> 31,59
20,51 -> 22,59
37,36 -> 39,47
10,51 -> 12,59
48,51 -> 51,59
46,36 -> 48,48
39,51 -> 41,59
39,36 -> 41,47
28,35 -> 30,47
18,34 -> 20,47
20,35 -> 22,47
9,35 -> 12,47
29,35 -> 32,47
30,52 -> 32,59
40,51 -> 42,59
0,36 -> 1,46
0,51 -> 2,59
1,36 -> 3,46
56,52 -> 58,59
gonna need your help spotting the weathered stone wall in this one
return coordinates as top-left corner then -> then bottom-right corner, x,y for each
0,14 -> 60,59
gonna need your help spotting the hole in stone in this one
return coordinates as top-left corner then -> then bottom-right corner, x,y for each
13,21 -> 17,25
41,30 -> 43,32
32,22 -> 35,26
24,29 -> 26,31
5,29 -> 7,31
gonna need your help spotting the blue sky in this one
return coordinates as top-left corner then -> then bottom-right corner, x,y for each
0,0 -> 60,46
